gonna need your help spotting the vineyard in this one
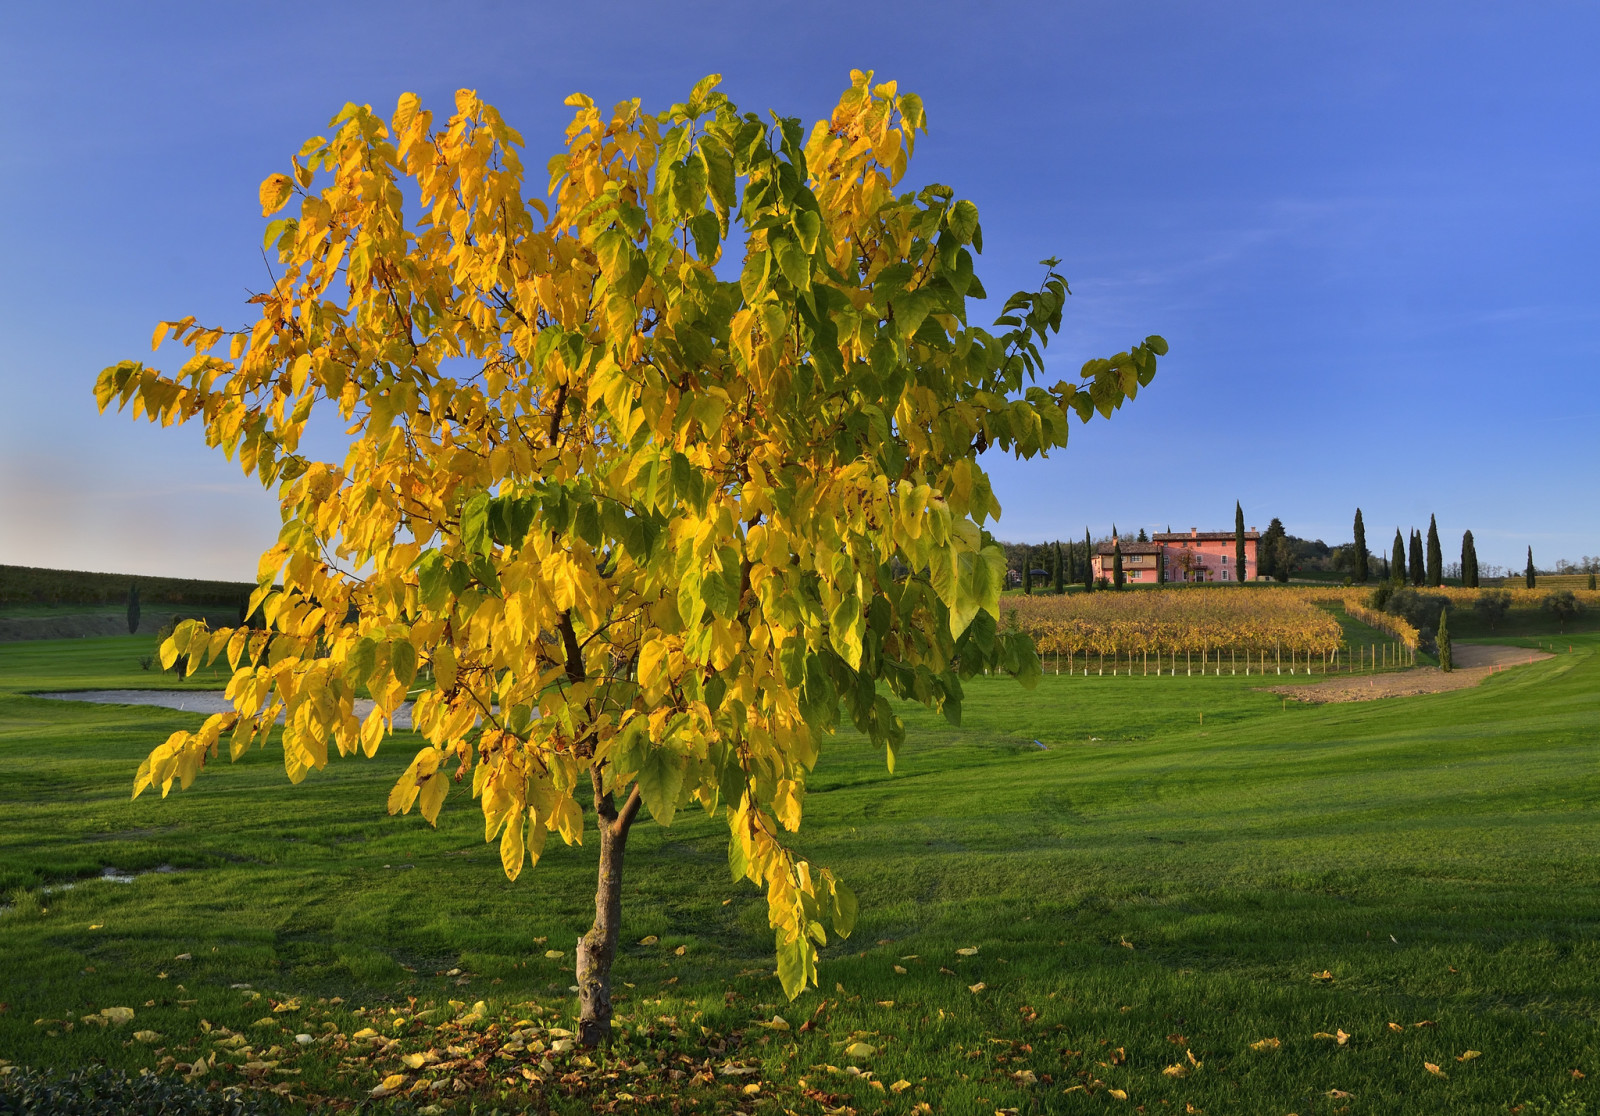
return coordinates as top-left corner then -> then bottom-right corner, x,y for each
1004,584 -> 1600,676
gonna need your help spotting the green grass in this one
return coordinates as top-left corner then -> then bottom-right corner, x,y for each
1,618 -> 1598,1115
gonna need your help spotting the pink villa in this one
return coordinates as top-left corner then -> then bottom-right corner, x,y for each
1090,527 -> 1261,585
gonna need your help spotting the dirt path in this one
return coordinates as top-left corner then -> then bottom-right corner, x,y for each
1264,644 -> 1555,703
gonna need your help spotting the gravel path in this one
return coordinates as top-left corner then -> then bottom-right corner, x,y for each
31,689 -> 414,729
1265,644 -> 1555,704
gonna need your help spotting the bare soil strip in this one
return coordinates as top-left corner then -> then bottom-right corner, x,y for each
1265,644 -> 1554,703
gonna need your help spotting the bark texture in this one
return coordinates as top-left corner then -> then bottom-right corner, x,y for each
576,772 -> 641,1047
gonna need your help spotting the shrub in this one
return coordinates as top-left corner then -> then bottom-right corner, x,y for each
1384,587 -> 1449,651
1473,589 -> 1512,632
1541,590 -> 1584,632
1368,583 -> 1393,611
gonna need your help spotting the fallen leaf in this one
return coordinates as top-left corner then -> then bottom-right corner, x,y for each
1249,1038 -> 1281,1051
956,947 -> 979,957
132,1030 -> 162,1043
843,1042 -> 875,1060
544,950 -> 564,959
1327,1088 -> 1354,1099
1013,1069 -> 1037,1085
674,945 -> 688,956
1163,1064 -> 1189,1078
173,953 -> 192,961
88,924 -> 103,930
877,1000 -> 895,1008
1387,1022 -> 1404,1033
1336,1029 -> 1350,1045
894,965 -> 907,975
1119,938 -> 1134,950
1107,1088 -> 1128,1100
968,982 -> 986,993
1573,1070 -> 1586,1079
294,1034 -> 313,1045
1457,1050 -> 1482,1062
638,935 -> 659,945
1413,1020 -> 1436,1028
251,1017 -> 276,1028
401,1052 -> 430,1069
890,1079 -> 912,1093
1425,1062 -> 1448,1078
1311,969 -> 1335,982
371,1072 -> 408,1097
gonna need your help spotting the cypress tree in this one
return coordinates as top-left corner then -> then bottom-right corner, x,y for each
1426,515 -> 1442,586
1083,528 -> 1094,592
1391,530 -> 1406,585
1461,530 -> 1478,588
1409,529 -> 1425,586
1588,572 -> 1596,591
1352,508 -> 1368,583
1437,605 -> 1452,672
1525,547 -> 1536,589
1052,540 -> 1064,594
126,583 -> 141,635
1022,561 -> 1032,595
1235,501 -> 1246,585
1113,538 -> 1125,590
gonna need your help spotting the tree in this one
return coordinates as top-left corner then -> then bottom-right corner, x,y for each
1437,605 -> 1452,672
1426,515 -> 1442,587
1407,529 -> 1423,586
1136,527 -> 1148,543
1542,590 -> 1583,632
1112,538 -> 1125,589
94,76 -> 1166,1044
126,582 -> 141,635
1234,501 -> 1246,585
1051,540 -> 1063,594
1391,530 -> 1406,585
1083,528 -> 1095,592
1473,589 -> 1511,632
1260,518 -> 1286,581
1461,530 -> 1478,588
1526,547 -> 1537,589
1022,561 -> 1033,595
1590,572 -> 1597,591
1352,508 -> 1368,583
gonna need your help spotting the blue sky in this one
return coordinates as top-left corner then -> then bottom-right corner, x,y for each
2,1 -> 1595,580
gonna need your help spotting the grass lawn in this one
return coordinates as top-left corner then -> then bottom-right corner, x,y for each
1,618 -> 1597,1115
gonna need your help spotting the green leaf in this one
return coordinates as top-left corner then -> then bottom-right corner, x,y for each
461,493 -> 491,556
947,199 -> 979,245
390,640 -> 417,688
772,235 -> 810,291
635,746 -> 686,827
831,879 -> 858,937
776,935 -> 811,1001
792,209 -> 821,255
417,551 -> 449,611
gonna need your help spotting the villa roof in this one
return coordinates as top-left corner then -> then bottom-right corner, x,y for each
1094,541 -> 1161,556
1153,530 -> 1260,542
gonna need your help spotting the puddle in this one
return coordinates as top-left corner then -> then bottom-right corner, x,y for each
1,864 -> 184,914
32,690 -> 413,729
42,864 -> 182,895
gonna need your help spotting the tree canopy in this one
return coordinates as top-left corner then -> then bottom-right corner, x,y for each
95,73 -> 1164,1030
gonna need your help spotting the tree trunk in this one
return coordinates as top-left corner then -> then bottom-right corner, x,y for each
576,771 -> 642,1048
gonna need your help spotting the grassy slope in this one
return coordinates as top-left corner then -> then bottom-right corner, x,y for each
0,625 -> 1596,1115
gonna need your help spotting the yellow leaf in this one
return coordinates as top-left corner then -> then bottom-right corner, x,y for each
1425,1061 -> 1448,1077
1107,1089 -> 1128,1101
639,935 -> 659,945
401,1052 -> 429,1069
843,1042 -> 875,1059
1457,1050 -> 1482,1062
1163,1064 -> 1188,1078
956,946 -> 979,956
1249,1037 -> 1280,1051
893,964 -> 907,974
674,944 -> 688,956
968,982 -> 985,993
133,1030 -> 162,1042
544,949 -> 564,959
890,1079 -> 912,1093
1387,1022 -> 1405,1033
742,1083 -> 761,1096
418,771 -> 448,826
372,1073 -> 408,1097
351,1028 -> 380,1040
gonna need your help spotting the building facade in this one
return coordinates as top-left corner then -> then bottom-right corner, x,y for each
1090,527 -> 1261,585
